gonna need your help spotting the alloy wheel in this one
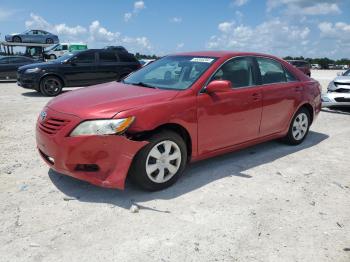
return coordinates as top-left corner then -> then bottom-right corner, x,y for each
292,112 -> 308,141
145,140 -> 182,183
43,78 -> 61,96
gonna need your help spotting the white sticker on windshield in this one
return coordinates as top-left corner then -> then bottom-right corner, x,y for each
190,58 -> 214,63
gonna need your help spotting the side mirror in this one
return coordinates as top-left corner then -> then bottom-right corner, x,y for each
205,80 -> 232,94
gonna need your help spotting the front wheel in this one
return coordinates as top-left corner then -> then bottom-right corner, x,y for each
40,76 -> 63,96
129,131 -> 187,191
49,54 -> 56,60
283,108 -> 311,145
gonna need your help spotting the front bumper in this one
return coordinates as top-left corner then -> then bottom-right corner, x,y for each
36,107 -> 148,189
322,92 -> 350,107
17,72 -> 40,90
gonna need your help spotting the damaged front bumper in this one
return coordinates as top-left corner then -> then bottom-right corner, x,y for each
322,91 -> 350,107
36,107 -> 148,189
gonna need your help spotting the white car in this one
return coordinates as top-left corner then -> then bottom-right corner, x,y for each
322,70 -> 350,107
44,43 -> 88,60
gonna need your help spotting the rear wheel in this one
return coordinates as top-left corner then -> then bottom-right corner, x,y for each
13,36 -> 21,43
46,38 -> 53,44
283,107 -> 311,145
40,76 -> 63,97
49,54 -> 56,60
129,130 -> 187,191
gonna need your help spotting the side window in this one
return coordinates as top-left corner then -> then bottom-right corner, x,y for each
74,52 -> 95,63
211,57 -> 255,88
99,52 -> 118,62
62,45 -> 68,50
285,68 -> 297,82
257,57 -> 287,84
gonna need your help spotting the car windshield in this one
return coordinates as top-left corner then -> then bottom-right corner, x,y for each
343,69 -> 350,76
45,44 -> 59,52
54,52 -> 80,63
123,56 -> 217,90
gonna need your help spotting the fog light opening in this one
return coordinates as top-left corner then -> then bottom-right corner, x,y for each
75,164 -> 100,172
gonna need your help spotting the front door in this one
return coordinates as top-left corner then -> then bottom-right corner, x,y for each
62,51 -> 97,86
197,57 -> 263,155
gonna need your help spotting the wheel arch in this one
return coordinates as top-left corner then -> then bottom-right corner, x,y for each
297,103 -> 314,124
40,73 -> 66,87
130,122 -> 193,162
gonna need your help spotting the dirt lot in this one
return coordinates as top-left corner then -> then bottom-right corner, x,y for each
0,70 -> 349,262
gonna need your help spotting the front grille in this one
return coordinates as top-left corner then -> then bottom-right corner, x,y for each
38,117 -> 70,135
334,82 -> 350,87
334,88 -> 350,93
334,97 -> 350,103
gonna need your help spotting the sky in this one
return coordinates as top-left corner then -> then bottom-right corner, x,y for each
0,0 -> 349,59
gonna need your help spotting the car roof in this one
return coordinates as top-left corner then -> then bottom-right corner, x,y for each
170,51 -> 282,60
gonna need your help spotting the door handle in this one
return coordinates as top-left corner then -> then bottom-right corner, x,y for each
252,93 -> 261,101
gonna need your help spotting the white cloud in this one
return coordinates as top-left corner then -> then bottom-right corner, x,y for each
170,17 -> 182,23
124,12 -> 132,22
218,22 -> 234,33
207,18 -> 311,57
176,43 -> 184,50
232,0 -> 249,7
319,21 -> 350,39
24,14 -> 152,52
25,13 -> 87,38
134,1 -> 145,10
124,1 -> 146,22
267,0 -> 341,16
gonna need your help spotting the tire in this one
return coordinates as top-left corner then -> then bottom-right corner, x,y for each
283,107 -> 311,145
13,36 -> 21,43
129,130 -> 187,191
46,38 -> 53,44
49,54 -> 56,60
40,76 -> 63,97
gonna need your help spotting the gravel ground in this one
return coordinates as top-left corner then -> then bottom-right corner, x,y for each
0,70 -> 349,262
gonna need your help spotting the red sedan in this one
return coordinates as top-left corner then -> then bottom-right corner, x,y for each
36,51 -> 322,191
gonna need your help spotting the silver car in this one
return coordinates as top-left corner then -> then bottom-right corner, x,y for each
322,69 -> 350,107
5,30 -> 59,44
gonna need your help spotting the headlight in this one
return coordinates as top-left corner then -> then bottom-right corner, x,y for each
70,117 -> 135,137
327,81 -> 336,91
25,68 -> 41,74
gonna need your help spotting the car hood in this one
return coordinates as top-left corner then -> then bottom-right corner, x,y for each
19,61 -> 59,71
333,76 -> 350,84
46,82 -> 179,119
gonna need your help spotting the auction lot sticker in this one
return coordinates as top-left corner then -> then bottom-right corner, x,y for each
190,57 -> 214,63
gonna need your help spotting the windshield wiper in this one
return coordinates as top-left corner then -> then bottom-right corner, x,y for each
129,82 -> 158,89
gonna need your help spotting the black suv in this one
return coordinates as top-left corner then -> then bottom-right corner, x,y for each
17,48 -> 141,96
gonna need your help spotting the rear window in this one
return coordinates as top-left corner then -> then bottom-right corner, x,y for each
118,52 -> 138,63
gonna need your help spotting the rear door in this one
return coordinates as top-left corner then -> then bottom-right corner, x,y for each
256,57 -> 302,136
95,51 -> 120,83
62,51 -> 97,86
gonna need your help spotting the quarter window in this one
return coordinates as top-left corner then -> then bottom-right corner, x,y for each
257,57 -> 287,84
211,57 -> 255,88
